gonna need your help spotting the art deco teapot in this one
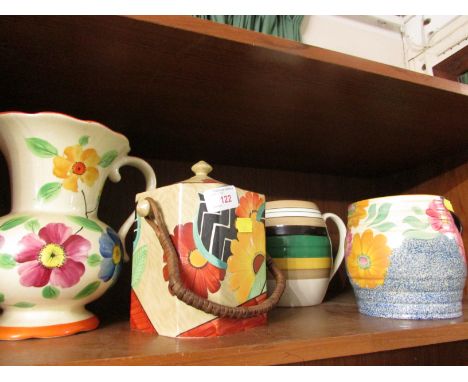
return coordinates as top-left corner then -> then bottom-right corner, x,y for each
131,161 -> 285,337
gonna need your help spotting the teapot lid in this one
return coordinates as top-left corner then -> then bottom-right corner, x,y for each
183,160 -> 223,184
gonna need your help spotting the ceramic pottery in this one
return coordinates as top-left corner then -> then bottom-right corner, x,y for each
346,194 -> 467,319
265,200 -> 346,307
0,112 -> 156,340
131,161 -> 273,337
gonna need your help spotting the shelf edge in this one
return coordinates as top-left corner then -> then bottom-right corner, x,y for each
42,320 -> 468,366
126,15 -> 468,97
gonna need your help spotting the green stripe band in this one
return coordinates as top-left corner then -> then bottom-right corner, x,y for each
267,235 -> 331,259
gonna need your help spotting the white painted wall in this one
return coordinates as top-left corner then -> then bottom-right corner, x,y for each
301,16 -> 406,68
403,15 -> 468,74
300,15 -> 468,76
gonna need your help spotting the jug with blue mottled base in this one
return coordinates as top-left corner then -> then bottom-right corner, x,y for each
346,194 -> 466,319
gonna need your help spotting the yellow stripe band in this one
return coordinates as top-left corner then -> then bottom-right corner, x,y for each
272,257 -> 331,270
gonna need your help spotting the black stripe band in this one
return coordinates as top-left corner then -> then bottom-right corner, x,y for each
266,225 -> 328,237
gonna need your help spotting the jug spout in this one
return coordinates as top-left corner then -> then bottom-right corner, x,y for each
0,112 -> 130,216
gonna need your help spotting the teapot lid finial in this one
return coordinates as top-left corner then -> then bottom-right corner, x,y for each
191,161 -> 213,177
184,160 -> 220,183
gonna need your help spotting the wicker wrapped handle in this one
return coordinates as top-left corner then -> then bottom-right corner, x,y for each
141,197 -> 285,319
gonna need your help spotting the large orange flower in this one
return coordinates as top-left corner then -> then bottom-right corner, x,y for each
346,229 -> 391,289
227,220 -> 266,302
162,223 -> 225,299
236,192 -> 264,219
347,200 -> 369,228
53,144 -> 100,192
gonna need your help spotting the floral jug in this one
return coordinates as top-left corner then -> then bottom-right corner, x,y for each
346,195 -> 466,319
0,112 -> 156,340
131,161 -> 285,338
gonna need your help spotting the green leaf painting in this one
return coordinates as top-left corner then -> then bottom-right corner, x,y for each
25,137 -> 58,158
0,293 -> 4,304
256,203 -> 266,222
0,216 -> 31,231
373,222 -> 396,232
67,216 -> 103,232
412,206 -> 425,215
403,230 -> 440,240
365,204 -> 377,223
87,253 -> 102,267
24,219 -> 40,233
42,285 -> 60,299
13,302 -> 36,308
131,245 -> 148,288
403,216 -> 430,230
99,150 -> 118,168
79,135 -> 90,146
38,182 -> 62,202
0,254 -> 16,269
369,203 -> 391,226
248,261 -> 267,300
73,281 -> 101,300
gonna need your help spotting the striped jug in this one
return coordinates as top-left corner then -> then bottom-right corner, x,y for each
266,200 -> 346,306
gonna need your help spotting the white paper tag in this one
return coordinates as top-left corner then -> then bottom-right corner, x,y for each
203,185 -> 239,213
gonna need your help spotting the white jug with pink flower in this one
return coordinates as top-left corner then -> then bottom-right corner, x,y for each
0,112 -> 156,340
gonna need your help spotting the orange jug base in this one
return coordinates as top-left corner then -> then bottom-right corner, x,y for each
0,315 -> 99,341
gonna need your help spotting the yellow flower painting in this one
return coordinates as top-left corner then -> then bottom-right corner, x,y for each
228,220 -> 266,302
347,200 -> 369,228
346,229 -> 391,289
53,144 -> 101,192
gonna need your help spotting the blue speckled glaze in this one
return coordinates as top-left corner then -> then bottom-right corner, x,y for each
352,235 -> 467,320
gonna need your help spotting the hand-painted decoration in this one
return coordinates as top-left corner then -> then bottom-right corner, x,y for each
195,194 -> 238,264
131,161 -> 280,338
346,195 -> 466,319
265,200 -> 346,307
0,112 -> 156,340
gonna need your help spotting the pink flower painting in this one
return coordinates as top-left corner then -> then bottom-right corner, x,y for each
345,231 -> 353,258
426,198 -> 465,262
15,223 -> 90,288
426,199 -> 457,234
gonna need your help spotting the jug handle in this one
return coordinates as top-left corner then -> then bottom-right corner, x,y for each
450,211 -> 463,234
322,213 -> 346,279
109,156 -> 157,262
137,197 -> 286,319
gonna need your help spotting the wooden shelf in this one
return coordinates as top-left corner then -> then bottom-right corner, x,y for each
0,15 -> 467,365
0,292 -> 466,365
0,16 -> 467,176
